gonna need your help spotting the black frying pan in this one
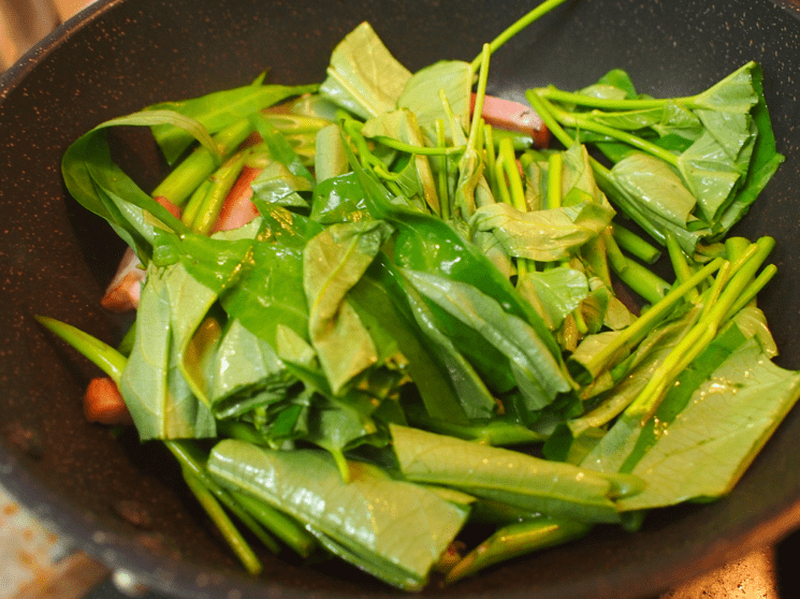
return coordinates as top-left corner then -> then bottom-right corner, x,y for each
3,1 -> 800,598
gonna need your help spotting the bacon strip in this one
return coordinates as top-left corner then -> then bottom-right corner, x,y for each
471,93 -> 551,148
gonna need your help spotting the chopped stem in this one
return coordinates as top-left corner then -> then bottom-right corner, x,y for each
191,151 -> 248,235
435,119 -> 451,220
165,441 -> 281,554
483,123 -> 497,192
467,44 -> 492,155
665,233 -> 698,301
439,89 -> 468,146
603,228 -> 629,275
229,490 -> 317,558
535,86 -> 698,110
34,316 -> 127,384
545,152 -> 563,210
470,0 -> 573,74
446,517 -> 591,583
611,257 -> 671,305
409,415 -> 547,446
181,179 -> 212,229
613,224 -> 661,264
626,236 -> 775,422
525,89 -> 575,149
546,104 -> 680,167
494,154 -> 513,205
724,264 -> 777,319
580,257 -> 723,380
152,118 -> 253,207
372,136 -> 465,156
498,137 -> 527,212
182,469 -> 263,575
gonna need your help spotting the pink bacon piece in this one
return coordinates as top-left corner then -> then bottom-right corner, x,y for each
100,196 -> 182,312
212,165 -> 263,233
471,93 -> 551,148
101,170 -> 263,311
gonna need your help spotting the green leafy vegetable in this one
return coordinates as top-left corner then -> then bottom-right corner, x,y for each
46,3 -> 798,591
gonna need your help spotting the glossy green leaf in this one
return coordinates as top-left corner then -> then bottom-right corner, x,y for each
148,82 -> 319,164
303,221 -> 391,393
402,269 -> 573,410
471,200 -> 614,263
397,60 -> 472,143
120,263 -> 216,439
391,424 -> 636,523
208,440 -> 468,590
320,21 -> 412,119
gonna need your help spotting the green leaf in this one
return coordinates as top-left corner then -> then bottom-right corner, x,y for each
402,269 -> 574,410
62,128 -> 187,261
314,123 -> 351,184
611,152 -> 698,229
207,440 -> 468,591
250,161 -> 313,208
120,263 -> 216,440
210,319 -> 297,419
618,321 -> 800,509
148,82 -> 319,164
310,171 -> 371,224
470,200 -> 614,263
397,60 -> 472,144
516,267 -> 590,331
391,425 -> 635,523
579,308 -> 800,510
320,21 -> 412,120
218,209 -> 316,349
303,221 -> 392,393
362,109 -> 440,214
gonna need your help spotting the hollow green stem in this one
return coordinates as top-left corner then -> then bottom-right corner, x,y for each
470,0 -> 573,74
545,104 -> 680,167
579,257 -> 723,381
525,89 -> 575,149
603,229 -> 629,275
494,154 -> 513,206
483,123 -> 497,194
152,118 -> 253,207
626,237 -> 775,423
181,179 -> 212,230
469,44 -> 492,149
445,517 -> 592,583
372,135 -> 466,156
545,151 -> 563,210
724,264 -> 777,319
166,440 -> 281,554
435,119 -> 451,220
612,258 -> 671,305
614,224 -> 661,264
229,490 -> 317,558
34,316 -> 127,384
534,86 -> 698,111
725,236 -> 753,263
665,233 -> 698,302
410,416 -> 547,446
182,469 -> 263,575
191,151 -> 248,235
439,88 -> 468,146
498,137 -> 527,212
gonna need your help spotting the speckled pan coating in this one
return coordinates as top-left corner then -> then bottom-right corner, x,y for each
2,1 -> 800,598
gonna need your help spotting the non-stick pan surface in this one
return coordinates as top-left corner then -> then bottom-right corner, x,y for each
3,1 -> 800,598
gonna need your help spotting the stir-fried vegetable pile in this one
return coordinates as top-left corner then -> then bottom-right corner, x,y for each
39,0 -> 800,590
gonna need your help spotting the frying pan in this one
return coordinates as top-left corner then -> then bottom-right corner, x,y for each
2,0 -> 800,597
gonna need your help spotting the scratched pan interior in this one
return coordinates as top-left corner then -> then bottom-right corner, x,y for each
2,0 -> 800,598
